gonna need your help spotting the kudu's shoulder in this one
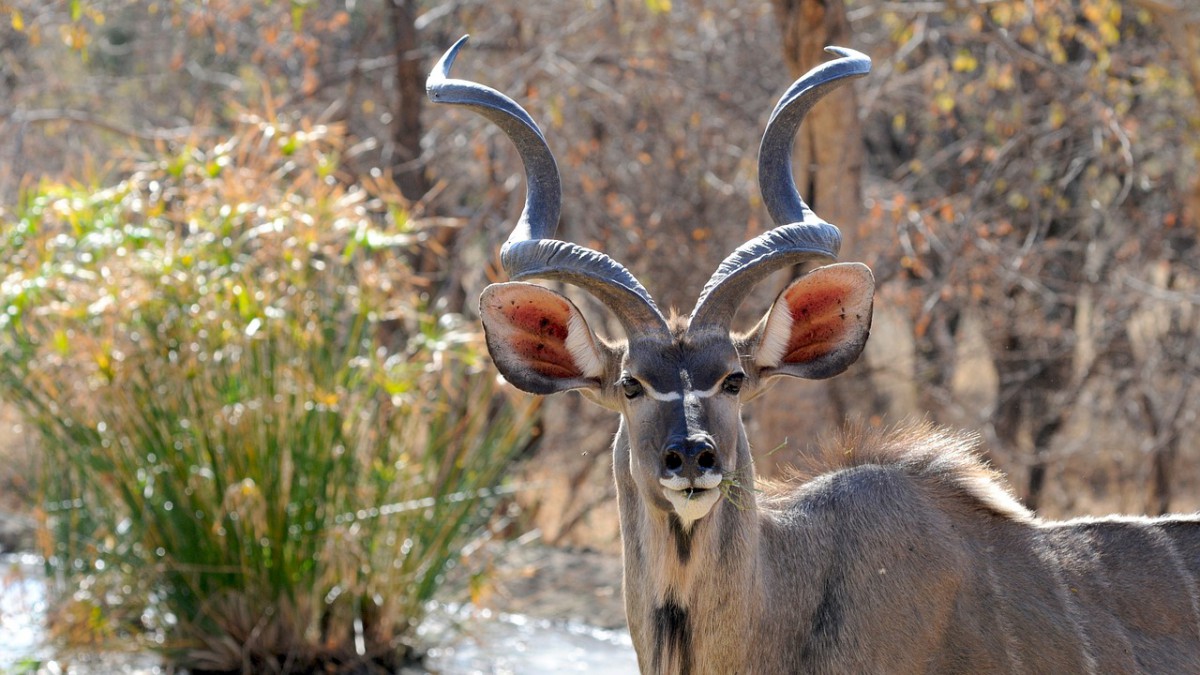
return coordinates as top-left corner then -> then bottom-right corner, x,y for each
762,423 -> 1032,525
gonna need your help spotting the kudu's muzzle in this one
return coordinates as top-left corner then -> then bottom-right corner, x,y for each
663,434 -> 719,482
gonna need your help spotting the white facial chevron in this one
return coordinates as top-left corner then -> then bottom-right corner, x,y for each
640,372 -> 724,402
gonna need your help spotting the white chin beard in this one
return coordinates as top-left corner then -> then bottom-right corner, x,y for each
663,487 -> 722,530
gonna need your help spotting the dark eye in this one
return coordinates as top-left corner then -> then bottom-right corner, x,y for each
722,373 -> 746,395
620,375 -> 644,399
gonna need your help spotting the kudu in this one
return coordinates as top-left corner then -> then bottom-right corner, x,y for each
429,36 -> 1200,673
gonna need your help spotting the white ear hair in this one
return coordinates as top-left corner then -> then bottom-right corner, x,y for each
480,282 -> 609,395
566,310 -> 604,379
749,263 -> 875,380
754,304 -> 793,369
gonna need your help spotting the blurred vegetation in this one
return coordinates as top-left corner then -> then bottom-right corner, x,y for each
0,114 -> 537,669
856,0 -> 1200,513
1,0 -> 1199,664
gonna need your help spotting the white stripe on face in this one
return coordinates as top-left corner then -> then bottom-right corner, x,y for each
638,367 -> 720,398
661,473 -> 723,491
642,383 -> 682,402
691,380 -> 724,399
640,373 -> 723,402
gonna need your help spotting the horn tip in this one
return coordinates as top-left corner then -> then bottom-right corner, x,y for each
428,35 -> 471,95
823,45 -> 872,72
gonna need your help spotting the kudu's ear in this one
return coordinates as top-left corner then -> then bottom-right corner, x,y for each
480,282 -> 606,395
750,262 -> 874,380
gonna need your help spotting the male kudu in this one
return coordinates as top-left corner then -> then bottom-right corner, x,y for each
429,36 -> 1200,674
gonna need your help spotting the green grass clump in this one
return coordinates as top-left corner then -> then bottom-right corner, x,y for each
0,117 -> 536,671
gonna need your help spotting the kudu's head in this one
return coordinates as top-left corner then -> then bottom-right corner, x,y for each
429,36 -> 874,528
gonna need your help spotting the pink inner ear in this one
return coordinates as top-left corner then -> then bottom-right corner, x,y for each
780,277 -> 865,364
489,289 -> 584,379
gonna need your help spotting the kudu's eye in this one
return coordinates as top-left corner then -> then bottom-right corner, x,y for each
722,373 -> 747,395
620,376 -> 644,400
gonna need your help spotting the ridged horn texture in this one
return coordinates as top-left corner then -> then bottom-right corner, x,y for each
428,35 -> 670,340
687,47 -> 871,335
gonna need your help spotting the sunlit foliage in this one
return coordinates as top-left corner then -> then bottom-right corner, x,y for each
0,115 -> 536,670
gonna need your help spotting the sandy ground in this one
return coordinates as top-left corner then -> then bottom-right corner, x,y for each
448,535 -> 627,630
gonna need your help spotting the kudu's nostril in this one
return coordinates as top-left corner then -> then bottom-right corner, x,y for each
664,450 -> 684,473
663,437 -> 718,478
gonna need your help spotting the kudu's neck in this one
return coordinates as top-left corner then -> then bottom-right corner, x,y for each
612,420 -> 765,674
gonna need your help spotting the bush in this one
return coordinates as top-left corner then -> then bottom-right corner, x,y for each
0,115 -> 536,671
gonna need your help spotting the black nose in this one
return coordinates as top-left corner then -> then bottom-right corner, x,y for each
663,435 -> 718,480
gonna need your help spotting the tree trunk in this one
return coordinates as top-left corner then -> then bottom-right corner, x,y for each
389,0 -> 429,202
771,0 -> 864,255
989,253 -> 1081,513
759,0 -> 887,450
